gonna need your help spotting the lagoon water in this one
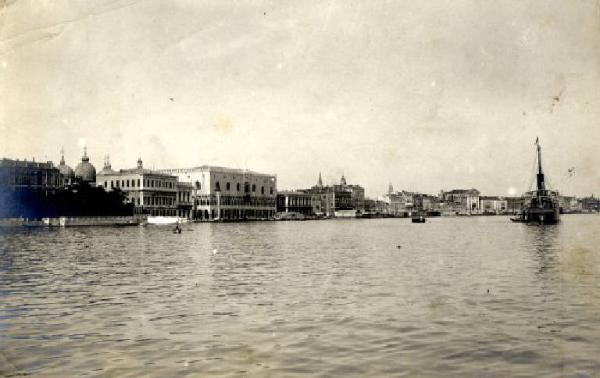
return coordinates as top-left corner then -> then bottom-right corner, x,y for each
1,215 -> 600,377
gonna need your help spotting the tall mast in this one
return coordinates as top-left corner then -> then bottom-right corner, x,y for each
536,137 -> 545,191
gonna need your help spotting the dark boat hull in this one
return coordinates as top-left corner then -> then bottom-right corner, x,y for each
512,208 -> 560,224
411,217 -> 426,223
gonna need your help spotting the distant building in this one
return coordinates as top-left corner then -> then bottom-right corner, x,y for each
309,185 -> 335,217
479,196 -> 508,214
413,193 -> 438,212
97,158 -> 178,216
0,158 -> 62,192
559,195 -> 582,213
276,190 -> 314,216
505,196 -> 524,214
364,198 -> 389,214
581,195 -> 600,212
440,188 -> 480,214
305,173 -> 364,217
160,166 -> 277,221
176,182 -> 194,219
385,186 -> 414,216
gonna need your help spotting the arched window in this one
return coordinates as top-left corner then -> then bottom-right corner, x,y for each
215,181 -> 221,191
237,183 -> 240,191
270,187 -> 273,195
137,179 -> 140,187
195,181 -> 201,190
252,184 -> 256,192
226,182 -> 230,191
261,186 -> 264,194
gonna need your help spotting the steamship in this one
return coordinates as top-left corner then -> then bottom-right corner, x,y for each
511,138 -> 560,225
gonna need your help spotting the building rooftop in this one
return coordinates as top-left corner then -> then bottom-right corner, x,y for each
1,158 -> 55,169
159,165 -> 276,177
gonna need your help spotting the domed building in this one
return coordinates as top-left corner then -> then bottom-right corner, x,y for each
74,147 -> 96,184
98,155 -> 116,175
57,149 -> 75,185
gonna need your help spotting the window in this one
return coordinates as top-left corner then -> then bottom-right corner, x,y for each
195,181 -> 201,190
104,181 -> 107,188
126,180 -> 130,187
261,186 -> 264,194
215,181 -> 221,191
226,182 -> 230,191
237,183 -> 240,191
137,179 -> 140,187
270,187 -> 273,195
252,184 -> 256,192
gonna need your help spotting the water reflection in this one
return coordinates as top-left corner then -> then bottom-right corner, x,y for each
523,224 -> 560,276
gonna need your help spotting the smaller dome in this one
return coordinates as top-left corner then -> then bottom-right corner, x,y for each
58,153 -> 75,179
98,155 -> 116,175
74,147 -> 96,182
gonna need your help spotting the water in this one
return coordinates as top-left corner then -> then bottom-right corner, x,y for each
1,215 -> 600,377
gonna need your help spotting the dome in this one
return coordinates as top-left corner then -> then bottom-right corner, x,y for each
98,155 -> 116,175
74,148 -> 96,182
58,153 -> 75,179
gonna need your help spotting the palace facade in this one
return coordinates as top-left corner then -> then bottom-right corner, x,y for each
96,158 -> 178,216
159,166 -> 277,221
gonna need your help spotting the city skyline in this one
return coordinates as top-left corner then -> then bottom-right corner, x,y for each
1,1 -> 599,197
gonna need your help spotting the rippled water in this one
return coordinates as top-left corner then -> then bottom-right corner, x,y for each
1,215 -> 600,377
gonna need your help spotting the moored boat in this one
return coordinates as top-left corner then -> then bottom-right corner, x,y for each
512,138 -> 560,225
411,212 -> 426,223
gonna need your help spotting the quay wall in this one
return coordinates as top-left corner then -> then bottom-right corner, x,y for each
44,216 -> 139,227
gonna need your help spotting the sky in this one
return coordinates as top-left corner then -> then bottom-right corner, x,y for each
1,0 -> 599,198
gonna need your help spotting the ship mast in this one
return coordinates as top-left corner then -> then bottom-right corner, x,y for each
536,137 -> 546,191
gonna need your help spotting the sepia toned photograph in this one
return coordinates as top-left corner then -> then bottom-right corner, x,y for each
1,1 -> 599,376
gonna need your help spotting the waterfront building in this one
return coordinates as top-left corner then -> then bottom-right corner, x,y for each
176,181 -> 194,219
305,173 -> 363,217
364,198 -> 389,214
386,190 -> 414,216
309,186 -> 335,217
440,188 -> 480,214
479,196 -> 508,214
506,196 -> 524,214
276,190 -> 314,216
413,193 -> 438,212
0,158 -> 62,192
559,195 -> 582,213
335,175 -> 365,212
581,195 -> 600,212
0,158 -> 61,218
97,158 -> 178,216
73,148 -> 96,185
159,166 -> 277,221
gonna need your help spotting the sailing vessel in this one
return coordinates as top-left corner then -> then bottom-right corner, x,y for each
511,138 -> 560,224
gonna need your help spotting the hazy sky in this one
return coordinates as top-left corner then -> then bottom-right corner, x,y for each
1,0 -> 599,197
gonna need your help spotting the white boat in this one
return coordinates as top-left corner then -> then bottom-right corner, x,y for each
146,216 -> 188,225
